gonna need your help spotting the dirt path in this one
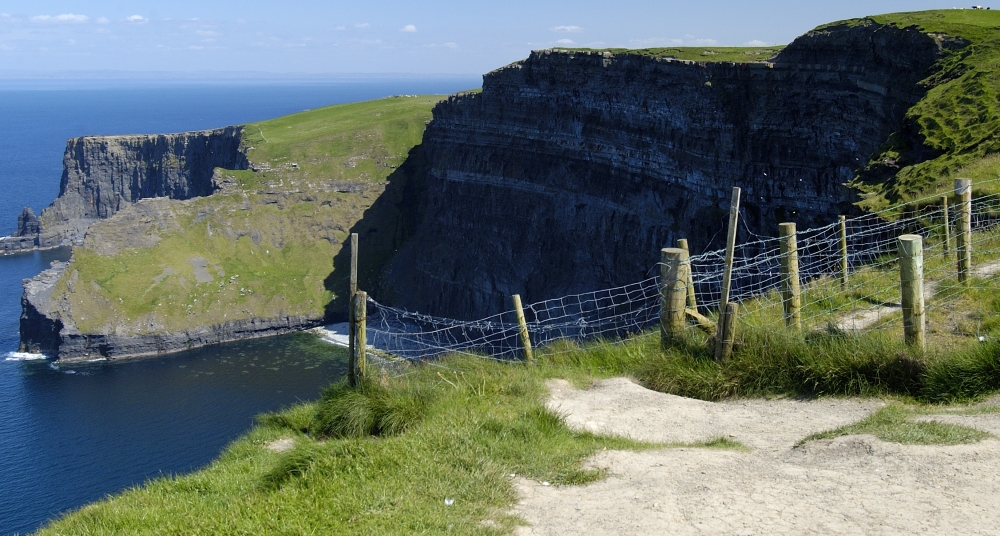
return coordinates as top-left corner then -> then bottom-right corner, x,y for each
833,259 -> 1000,332
513,379 -> 1000,535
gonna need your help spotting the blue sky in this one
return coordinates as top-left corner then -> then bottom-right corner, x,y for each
0,1 -> 980,76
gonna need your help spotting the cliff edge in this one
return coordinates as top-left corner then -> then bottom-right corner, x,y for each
378,16 -> 970,320
1,127 -> 247,254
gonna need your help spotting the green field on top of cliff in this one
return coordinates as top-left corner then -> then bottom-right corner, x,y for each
835,9 -> 1000,209
553,46 -> 784,63
54,96 -> 442,335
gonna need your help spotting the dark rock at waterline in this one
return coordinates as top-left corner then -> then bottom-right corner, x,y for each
19,260 -> 323,361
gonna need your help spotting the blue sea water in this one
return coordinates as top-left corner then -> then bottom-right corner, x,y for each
0,77 -> 480,535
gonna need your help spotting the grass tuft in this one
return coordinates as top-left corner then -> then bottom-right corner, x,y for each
312,378 -> 432,438
800,404 -> 993,445
922,340 -> 1000,402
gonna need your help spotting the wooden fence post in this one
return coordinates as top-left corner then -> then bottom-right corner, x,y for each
717,302 -> 739,361
955,179 -> 972,285
348,232 -> 359,386
715,187 -> 740,360
778,223 -> 802,330
839,215 -> 849,290
898,235 -> 926,351
660,248 -> 690,346
512,294 -> 534,365
677,239 -> 697,310
941,195 -> 951,258
350,290 -> 368,386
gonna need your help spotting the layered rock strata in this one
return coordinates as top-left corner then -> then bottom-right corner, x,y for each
1,127 -> 247,254
381,22 -> 956,319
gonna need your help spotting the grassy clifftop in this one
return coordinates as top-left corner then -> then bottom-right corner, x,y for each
842,10 -> 1000,207
553,46 -> 784,62
53,96 -> 442,337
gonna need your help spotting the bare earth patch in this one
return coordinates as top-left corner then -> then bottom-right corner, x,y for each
264,438 -> 295,453
514,378 -> 1000,535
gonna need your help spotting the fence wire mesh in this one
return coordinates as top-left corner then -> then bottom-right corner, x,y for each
357,178 -> 1000,367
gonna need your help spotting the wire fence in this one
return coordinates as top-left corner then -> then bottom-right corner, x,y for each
360,178 -> 1000,366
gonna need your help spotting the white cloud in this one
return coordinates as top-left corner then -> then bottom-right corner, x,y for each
335,25 -> 346,30
551,25 -> 582,32
188,45 -> 204,50
443,42 -> 458,49
355,22 -> 370,28
556,39 -> 575,45
744,39 -> 768,46
688,38 -> 718,46
236,18 -> 246,24
399,24 -> 416,33
32,14 -> 89,23
96,16 -> 110,24
56,14 -> 88,22
126,15 -> 147,23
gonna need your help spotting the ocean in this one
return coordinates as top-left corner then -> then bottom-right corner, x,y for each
0,76 -> 480,535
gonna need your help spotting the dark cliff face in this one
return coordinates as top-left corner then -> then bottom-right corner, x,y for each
380,22 -> 951,320
0,127 -> 248,254
38,127 -> 248,236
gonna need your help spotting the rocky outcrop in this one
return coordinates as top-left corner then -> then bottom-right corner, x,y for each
3,127 -> 248,254
19,258 -> 322,361
380,21 -> 956,319
0,208 -> 41,254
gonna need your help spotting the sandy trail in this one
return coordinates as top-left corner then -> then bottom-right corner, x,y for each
514,378 -> 1000,535
833,259 -> 1000,332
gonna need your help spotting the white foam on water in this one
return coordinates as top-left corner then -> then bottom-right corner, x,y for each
5,351 -> 49,361
314,322 -> 350,348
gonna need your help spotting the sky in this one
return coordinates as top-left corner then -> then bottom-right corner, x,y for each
0,1 -> 984,76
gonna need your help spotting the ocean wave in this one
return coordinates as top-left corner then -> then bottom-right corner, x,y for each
5,351 -> 49,361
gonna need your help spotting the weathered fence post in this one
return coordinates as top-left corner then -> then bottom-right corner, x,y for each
512,294 -> 534,365
955,179 -> 973,285
350,290 -> 368,386
715,187 -> 741,361
348,233 -> 359,386
898,235 -> 926,351
839,215 -> 849,290
717,302 -> 739,361
778,222 -> 802,330
677,239 -> 697,310
941,195 -> 951,258
660,248 -> 691,346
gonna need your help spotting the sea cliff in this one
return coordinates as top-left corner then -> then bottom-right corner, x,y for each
17,98 -> 436,361
1,127 -> 247,254
378,21 -> 961,319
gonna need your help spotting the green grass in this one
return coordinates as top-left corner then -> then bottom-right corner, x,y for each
553,46 -> 784,63
800,403 -> 994,445
38,353 -> 747,535
51,96 -> 446,334
833,10 -> 1000,208
241,95 -> 439,188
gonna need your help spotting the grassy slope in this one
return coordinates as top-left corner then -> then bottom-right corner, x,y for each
38,352 -> 744,535
574,11 -> 1000,210
52,96 -> 441,335
840,10 -> 1000,207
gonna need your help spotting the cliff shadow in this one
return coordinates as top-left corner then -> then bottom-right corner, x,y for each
323,145 -> 428,322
